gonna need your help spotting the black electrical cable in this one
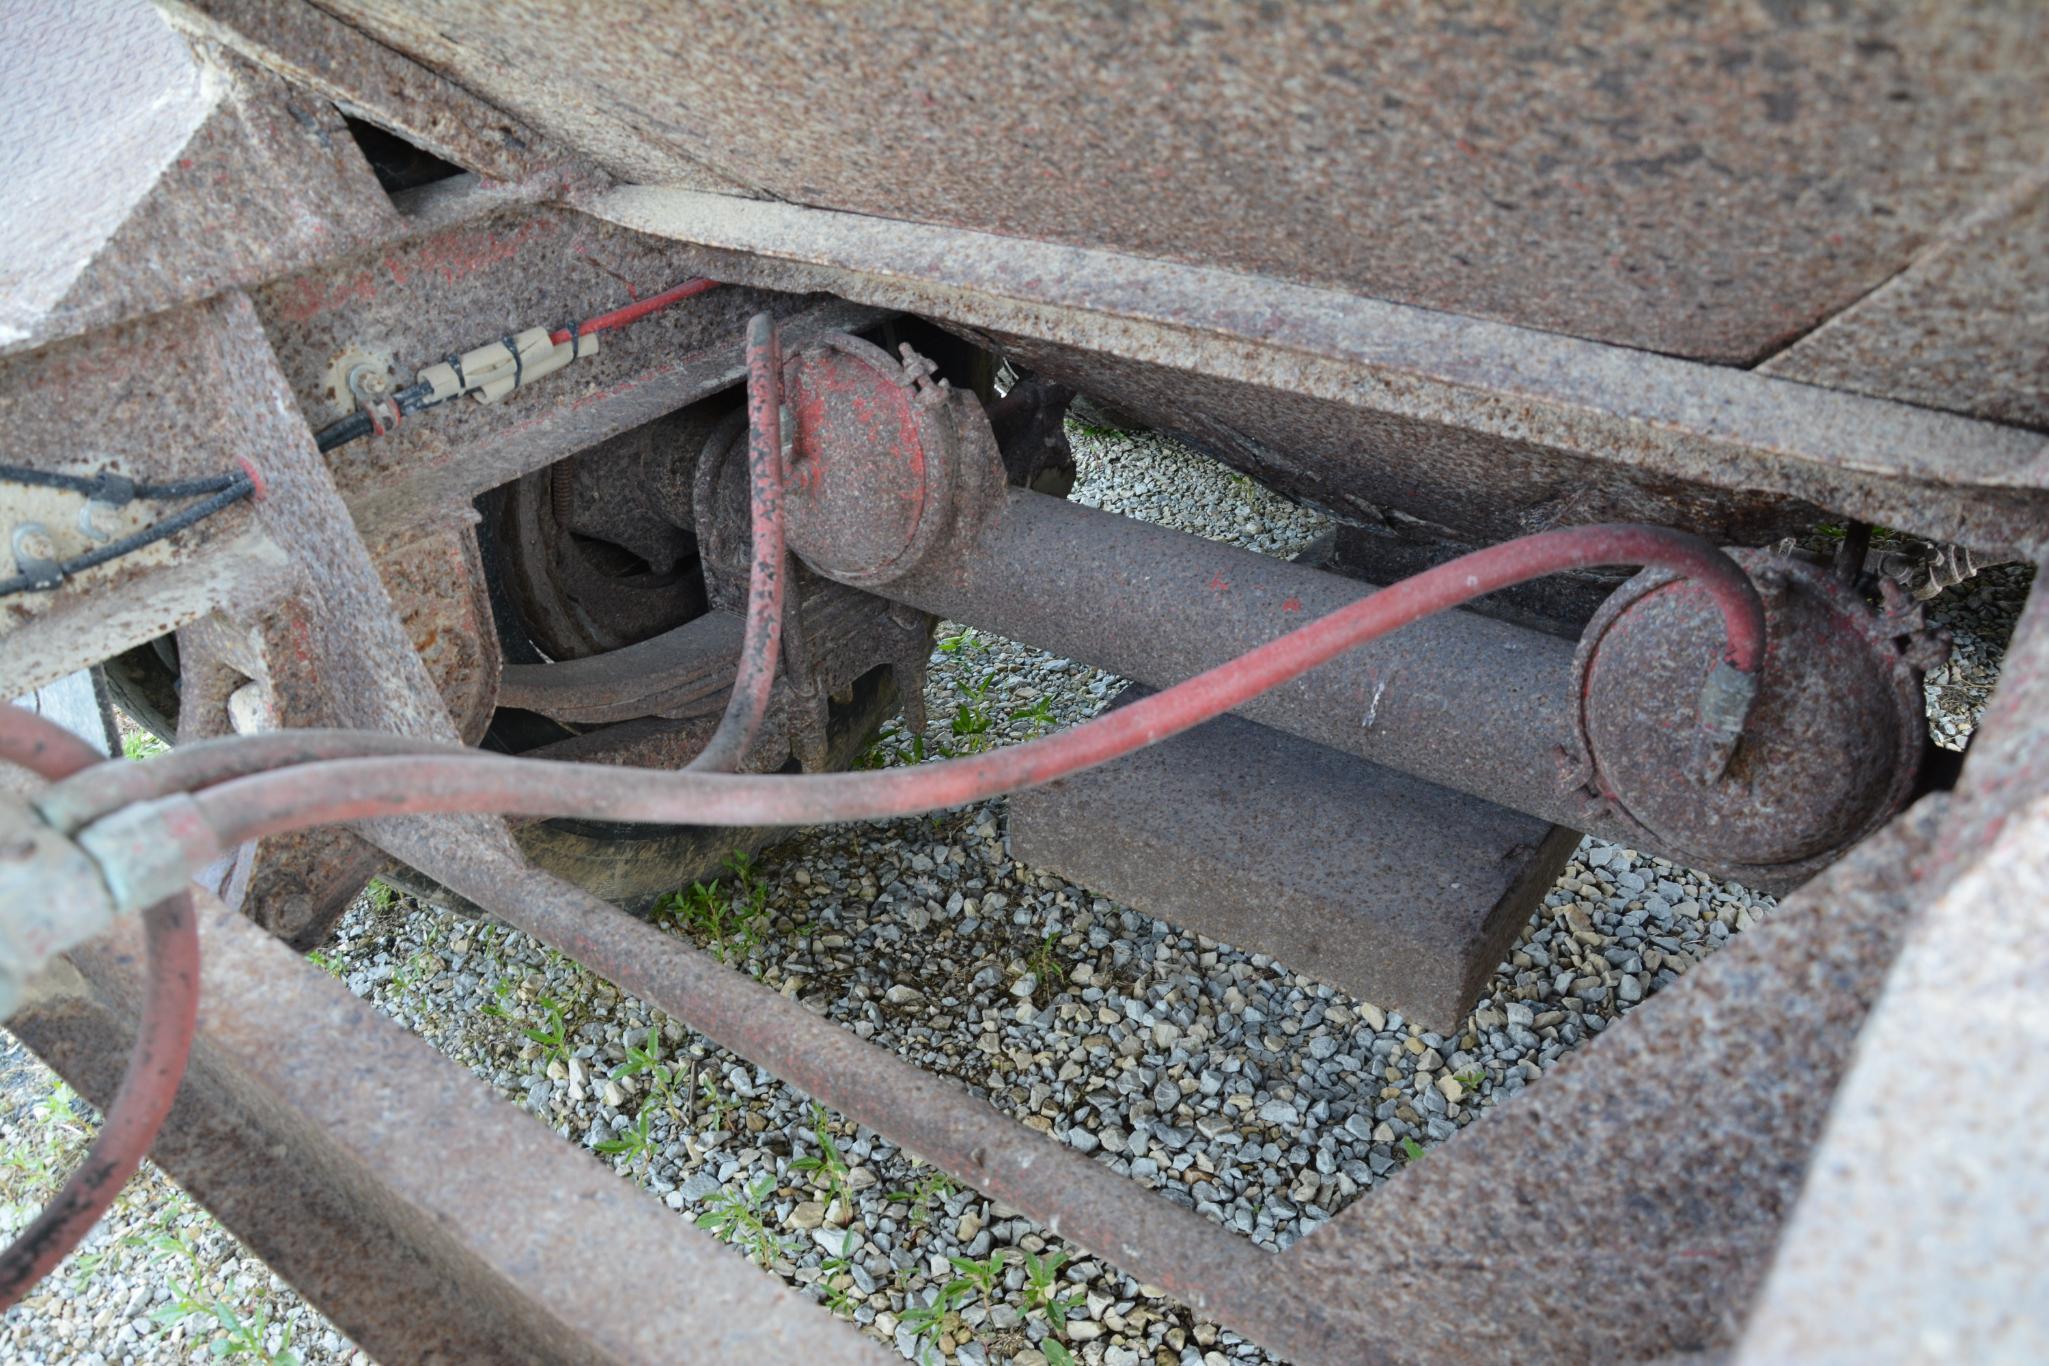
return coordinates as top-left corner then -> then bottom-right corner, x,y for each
0,464 -> 242,501
313,380 -> 436,453
0,476 -> 254,597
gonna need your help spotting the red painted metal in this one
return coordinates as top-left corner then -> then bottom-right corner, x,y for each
0,706 -> 199,1313
1576,549 -> 1940,867
686,312 -> 786,773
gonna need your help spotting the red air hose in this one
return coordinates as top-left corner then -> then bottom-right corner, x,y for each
686,312 -> 786,773
0,706 -> 200,1313
548,277 -> 722,346
182,522 -> 1763,847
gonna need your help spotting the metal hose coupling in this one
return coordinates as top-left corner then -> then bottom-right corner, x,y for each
0,791 -> 216,1020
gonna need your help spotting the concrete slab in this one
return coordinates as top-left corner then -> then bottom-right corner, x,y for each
1006,694 -> 1578,1032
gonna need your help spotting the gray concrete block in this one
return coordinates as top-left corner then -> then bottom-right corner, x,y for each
1007,699 -> 1576,1032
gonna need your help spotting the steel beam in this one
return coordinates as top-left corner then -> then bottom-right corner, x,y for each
9,892 -> 878,1364
590,186 -> 2049,559
1278,796 -> 1947,1362
362,821 -> 1348,1362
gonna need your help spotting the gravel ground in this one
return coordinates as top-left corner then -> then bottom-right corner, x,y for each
1,422 -> 2032,1365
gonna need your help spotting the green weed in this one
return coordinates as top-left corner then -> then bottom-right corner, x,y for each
121,730 -> 167,761
593,1107 -> 657,1174
885,1167 -> 957,1230
656,853 -> 771,968
698,1073 -> 735,1132
610,1025 -> 676,1111
789,1103 -> 853,1216
1009,695 -> 1057,734
481,980 -> 572,1068
1025,932 -> 1066,999
817,1230 -> 860,1317
899,1280 -> 972,1361
945,1251 -> 1005,1315
696,1174 -> 787,1268
1022,1248 -> 1084,1333
151,1287 -> 299,1363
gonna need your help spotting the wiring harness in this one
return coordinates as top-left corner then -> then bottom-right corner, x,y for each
314,277 -> 722,453
0,464 -> 257,599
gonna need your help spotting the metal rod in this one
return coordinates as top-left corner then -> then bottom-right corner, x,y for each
172,523 -> 1762,849
831,487 -> 1625,851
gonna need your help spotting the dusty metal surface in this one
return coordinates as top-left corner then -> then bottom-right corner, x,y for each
318,0 -> 2048,364
1764,170 -> 2049,430
502,665 -> 901,911
1738,571 -> 2049,1362
499,610 -> 740,723
160,0 -> 569,187
500,582 -> 923,726
9,890 -> 879,1364
3,5 -> 2045,1360
1,7 -> 399,357
1575,549 -> 1938,869
497,454 -> 706,659
369,520 -> 501,745
775,335 -> 1004,589
491,407 -> 723,660
172,512 -> 499,946
174,610 -> 393,949
1284,796 -> 1948,1362
0,297 -> 283,695
1006,693 -> 1578,1032
1738,794 -> 2049,1362
243,204 -> 883,539
169,291 -> 515,946
595,188 -> 2049,559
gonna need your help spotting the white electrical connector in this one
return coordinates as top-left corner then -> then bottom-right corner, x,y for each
416,326 -> 598,407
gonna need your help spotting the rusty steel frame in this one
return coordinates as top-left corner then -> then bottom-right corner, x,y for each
589,187 -> 2049,561
3,3 -> 2048,1363
8,891 -> 884,1364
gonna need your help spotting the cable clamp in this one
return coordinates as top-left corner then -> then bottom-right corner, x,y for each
72,793 -> 221,920
76,473 -> 136,543
9,524 -> 63,590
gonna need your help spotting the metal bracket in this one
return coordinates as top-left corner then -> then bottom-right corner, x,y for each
0,791 -> 122,1020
